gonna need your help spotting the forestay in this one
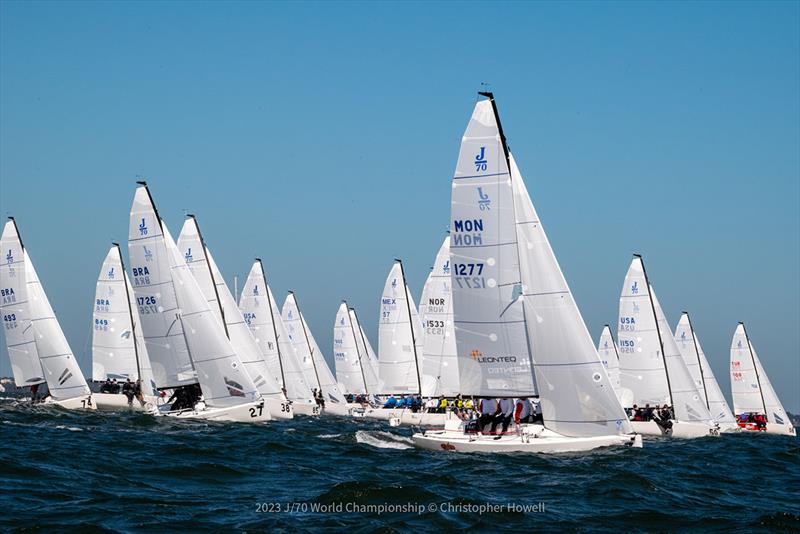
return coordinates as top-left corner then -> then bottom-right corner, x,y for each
25,250 -> 91,400
419,236 -> 460,397
377,262 -> 422,394
128,186 -> 194,388
511,152 -> 630,437
0,219 -> 44,386
673,314 -> 735,425
730,324 -> 789,425
450,99 -> 534,397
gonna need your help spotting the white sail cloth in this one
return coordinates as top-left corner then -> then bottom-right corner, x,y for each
282,293 -> 323,392
333,302 -> 371,395
351,309 -> 380,384
449,100 -> 535,397
236,260 -> 312,402
730,324 -> 789,426
25,249 -> 91,400
597,325 -> 621,394
0,220 -> 44,386
418,236 -> 460,397
92,245 -> 157,395
128,186 -> 194,388
177,219 -> 283,399
674,313 -> 735,425
377,262 -> 423,394
510,151 -> 630,437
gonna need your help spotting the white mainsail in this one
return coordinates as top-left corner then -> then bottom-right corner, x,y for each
128,185 -> 194,388
377,261 -> 423,394
239,260 -> 284,388
25,249 -> 92,400
673,313 -> 707,403
674,313 -> 735,425
617,257 -> 670,406
0,219 -> 44,387
449,99 -> 535,397
282,292 -> 322,391
597,325 -> 621,395
91,244 -> 157,394
177,218 -> 283,399
334,302 -> 371,395
730,323 -> 789,425
618,256 -> 713,423
419,236 -> 459,397
236,261 -> 310,402
510,149 -> 630,437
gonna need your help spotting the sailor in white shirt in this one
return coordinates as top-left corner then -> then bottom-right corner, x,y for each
514,397 -> 533,424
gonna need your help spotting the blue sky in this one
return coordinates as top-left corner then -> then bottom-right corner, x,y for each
1,1 -> 798,411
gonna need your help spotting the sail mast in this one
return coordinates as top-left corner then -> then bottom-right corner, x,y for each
684,312 -> 709,409
740,321 -> 768,417
345,301 -> 370,395
605,324 -> 621,362
188,215 -> 229,338
115,242 -> 142,381
258,259 -> 286,389
288,291 -> 321,390
396,258 -> 422,395
636,254 -> 675,408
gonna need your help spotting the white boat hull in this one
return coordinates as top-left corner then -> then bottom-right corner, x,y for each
44,394 -> 97,411
736,422 -> 796,436
322,403 -> 352,416
630,420 -> 720,438
362,407 -> 453,425
413,424 -> 642,454
160,400 -> 271,423
293,401 -> 322,416
93,393 -> 159,412
264,397 -> 294,420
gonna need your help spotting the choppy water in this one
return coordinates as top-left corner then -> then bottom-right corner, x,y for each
1,397 -> 798,532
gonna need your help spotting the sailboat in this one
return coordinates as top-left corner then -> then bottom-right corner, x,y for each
1,218 -> 94,410
333,301 -> 378,401
377,260 -> 423,396
177,216 -> 292,420
617,255 -> 718,437
128,183 -> 270,422
730,323 -> 795,436
597,325 -> 634,407
413,93 -> 640,453
91,244 -> 160,410
674,312 -> 738,432
282,292 -> 349,415
237,259 -> 313,415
